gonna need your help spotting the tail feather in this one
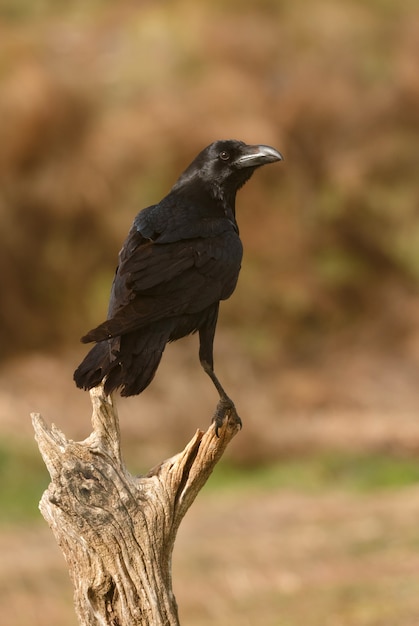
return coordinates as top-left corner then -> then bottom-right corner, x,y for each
74,328 -> 168,396
73,342 -> 111,390
104,345 -> 164,396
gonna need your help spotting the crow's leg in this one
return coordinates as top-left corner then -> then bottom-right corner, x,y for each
199,317 -> 242,436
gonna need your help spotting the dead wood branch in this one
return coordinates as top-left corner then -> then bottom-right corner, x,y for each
31,385 -> 241,626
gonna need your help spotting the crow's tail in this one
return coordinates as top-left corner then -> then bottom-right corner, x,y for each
73,328 -> 168,396
73,341 -> 111,391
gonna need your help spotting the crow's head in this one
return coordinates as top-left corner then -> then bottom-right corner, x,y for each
173,139 -> 283,205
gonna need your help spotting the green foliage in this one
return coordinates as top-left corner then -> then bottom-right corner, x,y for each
0,439 -> 49,523
209,454 -> 419,494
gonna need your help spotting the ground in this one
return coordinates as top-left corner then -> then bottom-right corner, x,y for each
2,487 -> 419,625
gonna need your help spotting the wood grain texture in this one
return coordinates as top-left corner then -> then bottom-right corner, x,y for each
31,385 -> 241,625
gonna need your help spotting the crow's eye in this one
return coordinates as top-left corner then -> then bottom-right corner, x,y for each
219,151 -> 230,161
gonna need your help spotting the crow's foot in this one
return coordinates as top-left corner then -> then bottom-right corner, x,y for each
212,397 -> 242,437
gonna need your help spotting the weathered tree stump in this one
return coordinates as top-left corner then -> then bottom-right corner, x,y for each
31,385 -> 241,626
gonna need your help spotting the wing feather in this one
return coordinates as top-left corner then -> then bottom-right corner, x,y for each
82,231 -> 242,343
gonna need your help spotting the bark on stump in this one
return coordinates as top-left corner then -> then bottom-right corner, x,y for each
31,385 -> 241,626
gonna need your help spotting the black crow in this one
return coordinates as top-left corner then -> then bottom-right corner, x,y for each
74,139 -> 283,430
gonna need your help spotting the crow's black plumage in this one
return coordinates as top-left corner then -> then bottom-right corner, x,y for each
74,139 -> 282,428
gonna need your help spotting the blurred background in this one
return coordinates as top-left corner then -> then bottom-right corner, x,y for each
1,0 -> 419,624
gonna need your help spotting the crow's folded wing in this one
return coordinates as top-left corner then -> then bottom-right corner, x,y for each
82,229 -> 242,343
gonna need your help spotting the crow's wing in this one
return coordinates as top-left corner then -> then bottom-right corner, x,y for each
82,227 -> 242,343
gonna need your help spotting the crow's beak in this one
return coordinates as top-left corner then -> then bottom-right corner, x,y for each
234,144 -> 284,169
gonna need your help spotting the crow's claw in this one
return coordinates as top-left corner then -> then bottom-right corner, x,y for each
212,398 -> 242,437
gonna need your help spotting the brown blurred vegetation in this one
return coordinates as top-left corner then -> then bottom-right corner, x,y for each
1,0 -> 419,364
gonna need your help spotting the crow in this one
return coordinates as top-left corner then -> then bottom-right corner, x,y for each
74,139 -> 283,430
